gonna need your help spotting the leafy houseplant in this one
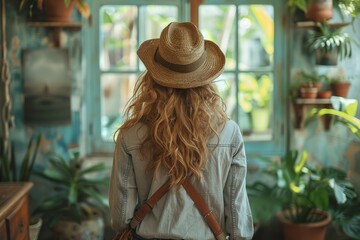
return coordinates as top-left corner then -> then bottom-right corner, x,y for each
247,150 -> 360,240
34,152 -> 109,239
307,23 -> 359,65
306,96 -> 360,138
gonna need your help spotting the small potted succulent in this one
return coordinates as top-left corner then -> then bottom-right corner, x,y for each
319,68 -> 351,97
291,69 -> 322,99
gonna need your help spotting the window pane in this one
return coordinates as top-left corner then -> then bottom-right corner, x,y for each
214,74 -> 236,119
199,5 -> 236,70
143,6 -> 178,40
100,6 -> 138,71
239,73 -> 273,139
101,74 -> 137,140
139,5 -> 179,71
238,5 -> 274,70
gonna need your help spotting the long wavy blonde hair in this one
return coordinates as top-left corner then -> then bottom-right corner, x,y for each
117,72 -> 227,187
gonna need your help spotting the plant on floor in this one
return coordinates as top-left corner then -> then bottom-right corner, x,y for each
247,149 -> 360,239
34,152 -> 109,226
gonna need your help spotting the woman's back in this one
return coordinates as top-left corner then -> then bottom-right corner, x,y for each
110,120 -> 253,239
109,21 -> 253,240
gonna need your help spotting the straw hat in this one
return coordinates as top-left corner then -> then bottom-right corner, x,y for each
137,22 -> 225,89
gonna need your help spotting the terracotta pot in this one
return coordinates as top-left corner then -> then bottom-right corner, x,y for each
43,0 -> 74,22
277,210 -> 332,240
331,82 -> 351,97
300,87 -> 318,99
306,0 -> 333,22
317,90 -> 332,99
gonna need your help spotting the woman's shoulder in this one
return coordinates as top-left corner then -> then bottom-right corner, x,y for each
118,122 -> 148,145
222,119 -> 241,136
210,119 -> 243,144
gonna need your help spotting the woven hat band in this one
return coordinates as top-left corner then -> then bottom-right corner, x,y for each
154,48 -> 207,73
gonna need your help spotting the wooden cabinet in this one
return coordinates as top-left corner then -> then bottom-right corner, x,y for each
0,182 -> 33,240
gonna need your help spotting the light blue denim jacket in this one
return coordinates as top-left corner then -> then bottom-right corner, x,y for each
109,120 -> 254,240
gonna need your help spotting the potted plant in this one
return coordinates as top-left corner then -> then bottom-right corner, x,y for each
329,78 -> 351,98
316,74 -> 332,98
291,69 -> 322,99
319,68 -> 352,97
248,149 -> 360,240
287,0 -> 333,22
19,0 -> 90,22
239,74 -> 273,132
34,151 -> 109,240
307,22 -> 359,65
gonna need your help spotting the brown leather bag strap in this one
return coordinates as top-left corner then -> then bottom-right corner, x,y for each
130,179 -> 171,229
182,179 -> 227,240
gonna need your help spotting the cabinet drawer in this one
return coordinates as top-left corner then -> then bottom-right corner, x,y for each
6,197 -> 29,240
0,220 -> 8,239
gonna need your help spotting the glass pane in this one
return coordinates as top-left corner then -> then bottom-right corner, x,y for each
239,73 -> 273,138
238,5 -> 274,70
100,6 -> 138,71
199,5 -> 236,70
101,74 -> 137,140
214,74 -> 236,119
139,5 -> 178,71
143,6 -> 178,40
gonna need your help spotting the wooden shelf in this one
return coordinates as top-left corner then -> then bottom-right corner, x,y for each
293,98 -> 333,130
28,22 -> 82,47
28,21 -> 82,29
295,98 -> 331,104
295,21 -> 351,29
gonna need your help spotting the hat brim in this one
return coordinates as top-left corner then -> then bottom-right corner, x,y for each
137,39 -> 225,89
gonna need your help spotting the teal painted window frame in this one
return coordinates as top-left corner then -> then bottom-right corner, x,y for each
84,0 -> 288,156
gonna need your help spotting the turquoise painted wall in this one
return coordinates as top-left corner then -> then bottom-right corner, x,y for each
1,1 -> 83,162
289,14 -> 360,192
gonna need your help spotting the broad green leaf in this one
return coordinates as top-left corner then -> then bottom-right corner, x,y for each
294,151 -> 307,174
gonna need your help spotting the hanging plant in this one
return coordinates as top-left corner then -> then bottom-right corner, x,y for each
307,23 -> 359,64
